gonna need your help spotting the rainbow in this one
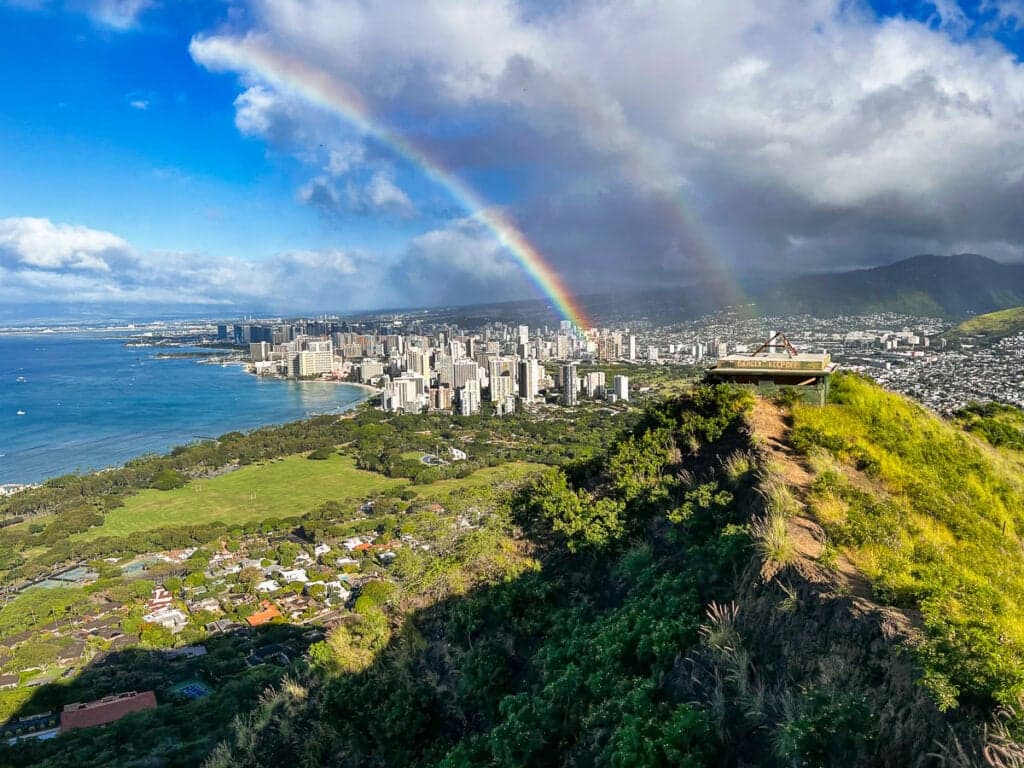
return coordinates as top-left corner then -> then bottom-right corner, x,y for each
191,36 -> 591,329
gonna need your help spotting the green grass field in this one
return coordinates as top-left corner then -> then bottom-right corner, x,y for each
74,454 -> 545,541
76,453 -> 406,540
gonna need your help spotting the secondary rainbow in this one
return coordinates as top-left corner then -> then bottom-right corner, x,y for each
193,36 -> 591,329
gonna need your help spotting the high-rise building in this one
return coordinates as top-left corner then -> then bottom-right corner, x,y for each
487,356 -> 518,393
613,375 -> 629,402
249,341 -> 272,363
434,353 -> 454,387
383,375 -> 423,413
517,325 -> 529,346
407,348 -> 429,377
359,360 -> 384,383
560,363 -> 578,406
429,386 -> 453,412
555,334 -> 570,360
292,351 -> 317,378
628,334 -> 637,361
453,360 -> 480,390
518,358 -> 541,400
583,371 -> 606,398
305,340 -> 334,375
458,379 -> 481,415
647,346 -> 659,362
490,372 -> 515,402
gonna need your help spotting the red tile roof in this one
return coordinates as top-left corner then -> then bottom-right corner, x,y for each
246,601 -> 282,627
60,691 -> 157,732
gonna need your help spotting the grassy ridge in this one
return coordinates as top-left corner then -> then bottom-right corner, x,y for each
791,373 -> 1024,710
946,305 -> 1024,341
75,455 -> 544,541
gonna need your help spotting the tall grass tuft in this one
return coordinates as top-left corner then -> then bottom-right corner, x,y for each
751,512 -> 797,577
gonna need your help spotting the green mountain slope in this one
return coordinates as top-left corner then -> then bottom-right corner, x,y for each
945,305 -> 1024,342
792,374 -> 1024,710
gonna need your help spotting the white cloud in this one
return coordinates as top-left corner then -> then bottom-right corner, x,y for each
87,0 -> 154,30
365,171 -> 415,216
325,142 -> 365,176
0,217 -> 398,313
0,217 -> 129,272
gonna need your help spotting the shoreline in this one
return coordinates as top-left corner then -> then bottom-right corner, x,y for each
242,364 -> 383,397
1,345 -> 380,488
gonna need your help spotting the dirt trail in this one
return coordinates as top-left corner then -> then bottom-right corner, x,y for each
750,399 -> 873,599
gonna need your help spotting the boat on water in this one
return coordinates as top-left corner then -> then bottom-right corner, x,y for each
16,376 -> 26,382
16,410 -> 26,416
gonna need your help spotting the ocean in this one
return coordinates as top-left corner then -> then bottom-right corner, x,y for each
0,332 -> 369,485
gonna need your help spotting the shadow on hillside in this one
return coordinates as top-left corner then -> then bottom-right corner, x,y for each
0,622 -> 316,767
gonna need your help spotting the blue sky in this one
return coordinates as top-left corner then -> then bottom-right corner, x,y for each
3,0 -> 1024,316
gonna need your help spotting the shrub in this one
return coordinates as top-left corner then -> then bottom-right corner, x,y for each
151,468 -> 186,491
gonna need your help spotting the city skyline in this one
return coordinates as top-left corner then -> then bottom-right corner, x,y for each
6,2 -> 1024,319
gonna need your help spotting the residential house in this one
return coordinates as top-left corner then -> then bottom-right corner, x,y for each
60,691 -> 157,732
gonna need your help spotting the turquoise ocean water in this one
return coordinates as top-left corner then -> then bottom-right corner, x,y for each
0,332 -> 368,484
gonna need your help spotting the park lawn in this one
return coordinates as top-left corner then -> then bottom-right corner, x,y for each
74,457 -> 546,541
75,453 -> 407,541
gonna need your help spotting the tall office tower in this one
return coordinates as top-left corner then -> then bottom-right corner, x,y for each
613,374 -> 629,402
560,319 -> 572,333
453,359 -> 480,390
517,324 -> 529,346
628,334 -> 637,361
560,363 -> 578,406
648,346 -> 659,362
407,348 -> 429,377
717,342 -> 728,359
518,358 -> 541,400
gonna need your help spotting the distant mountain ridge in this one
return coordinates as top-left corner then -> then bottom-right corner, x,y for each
4,254 -> 1022,326
571,253 -> 1024,323
755,254 -> 1024,318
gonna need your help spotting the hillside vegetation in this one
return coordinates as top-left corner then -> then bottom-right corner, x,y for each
945,305 -> 1024,342
792,373 -> 1024,712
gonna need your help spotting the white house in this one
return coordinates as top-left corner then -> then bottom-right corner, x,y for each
279,568 -> 309,584
256,579 -> 280,593
142,608 -> 189,634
